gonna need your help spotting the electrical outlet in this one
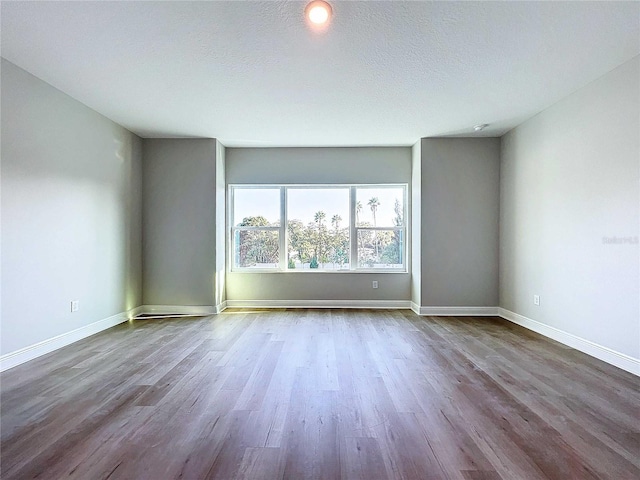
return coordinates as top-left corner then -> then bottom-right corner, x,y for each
372,281 -> 378,289
71,300 -> 79,312
533,295 -> 540,306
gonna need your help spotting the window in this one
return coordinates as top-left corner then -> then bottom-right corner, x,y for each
231,188 -> 280,269
287,187 -> 350,270
355,186 -> 405,269
230,184 -> 407,272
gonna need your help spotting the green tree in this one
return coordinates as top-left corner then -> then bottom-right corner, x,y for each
381,198 -> 404,265
314,211 -> 328,267
327,214 -> 348,269
288,219 -> 312,267
393,198 -> 403,227
237,216 -> 278,266
240,216 -> 269,227
356,201 -> 362,224
375,199 -> 404,265
356,221 -> 373,267
368,197 -> 381,260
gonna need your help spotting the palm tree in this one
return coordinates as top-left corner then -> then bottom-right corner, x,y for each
368,197 -> 380,226
314,211 -> 326,265
330,214 -> 342,268
331,214 -> 342,231
368,197 -> 381,259
356,201 -> 362,224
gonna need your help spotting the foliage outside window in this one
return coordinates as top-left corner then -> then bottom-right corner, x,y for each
230,185 -> 407,272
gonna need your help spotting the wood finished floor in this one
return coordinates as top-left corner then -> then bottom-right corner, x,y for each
1,309 -> 638,480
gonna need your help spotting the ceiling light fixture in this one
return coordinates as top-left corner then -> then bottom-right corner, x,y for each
474,124 -> 489,131
305,0 -> 332,26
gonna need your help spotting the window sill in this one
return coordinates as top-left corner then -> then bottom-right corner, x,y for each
228,269 -> 408,274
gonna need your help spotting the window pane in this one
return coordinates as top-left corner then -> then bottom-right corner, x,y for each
287,188 -> 349,270
356,187 -> 404,227
233,229 -> 279,268
357,229 -> 403,269
233,188 -> 280,226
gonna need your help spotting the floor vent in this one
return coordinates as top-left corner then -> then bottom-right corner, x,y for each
132,313 -> 206,320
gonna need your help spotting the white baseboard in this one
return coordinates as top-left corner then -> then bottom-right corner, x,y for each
414,306 -> 499,316
225,299 -> 411,309
215,301 -> 228,314
0,306 -> 143,372
498,308 -> 640,376
411,302 -> 421,315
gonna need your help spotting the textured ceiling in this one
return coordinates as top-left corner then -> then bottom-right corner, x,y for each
1,1 -> 639,147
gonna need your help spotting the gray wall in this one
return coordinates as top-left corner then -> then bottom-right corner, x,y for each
142,138 -> 220,307
420,138 -> 500,306
225,147 -> 411,302
500,57 -> 639,359
227,273 -> 409,303
215,140 -> 227,305
1,59 -> 142,355
226,147 -> 411,184
411,141 -> 422,306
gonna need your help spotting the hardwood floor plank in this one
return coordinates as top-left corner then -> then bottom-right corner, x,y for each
134,345 -> 210,406
282,368 -> 341,480
235,447 -> 284,480
234,340 -> 285,411
2,385 -> 148,479
413,409 -> 496,478
243,358 -> 297,448
341,436 -> 389,480
461,470 -> 503,480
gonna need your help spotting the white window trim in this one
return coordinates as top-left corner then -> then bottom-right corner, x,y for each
229,184 -> 408,273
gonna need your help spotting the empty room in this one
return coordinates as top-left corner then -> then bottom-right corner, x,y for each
1,1 -> 638,479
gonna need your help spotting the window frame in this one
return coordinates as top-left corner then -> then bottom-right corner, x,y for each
229,183 -> 408,273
